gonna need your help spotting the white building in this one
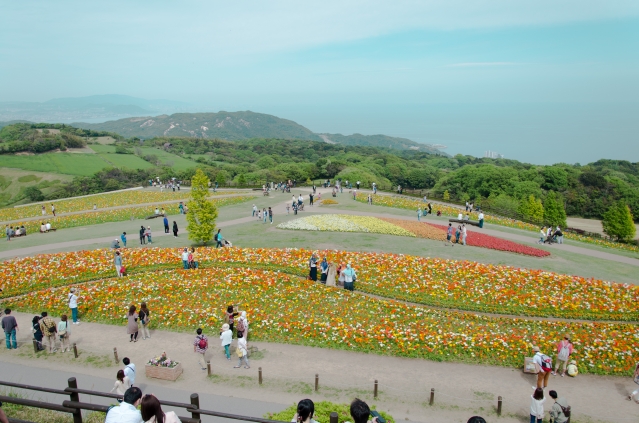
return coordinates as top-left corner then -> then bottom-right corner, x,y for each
484,150 -> 504,159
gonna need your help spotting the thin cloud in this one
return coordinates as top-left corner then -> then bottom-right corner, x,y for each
448,62 -> 518,67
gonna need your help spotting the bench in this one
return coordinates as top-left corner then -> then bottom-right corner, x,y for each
11,233 -> 26,238
145,214 -> 166,220
448,218 -> 481,227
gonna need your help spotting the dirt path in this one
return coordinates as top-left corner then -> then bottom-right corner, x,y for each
1,311 -> 636,423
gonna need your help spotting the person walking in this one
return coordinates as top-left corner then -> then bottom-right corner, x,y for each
141,394 -> 181,423
343,264 -> 356,291
252,204 -> 257,217
309,193 -> 314,206
172,221 -> 179,237
237,311 -> 249,340
2,308 -> 18,350
225,305 -> 239,333
628,362 -> 639,403
57,314 -> 71,353
417,207 -> 422,221
263,208 -> 268,223
234,336 -> 250,369
109,370 -> 131,397
530,388 -> 545,423
41,205 -> 46,216
446,223 -> 454,246
555,226 -> 564,244
478,211 -> 485,228
139,302 -> 151,340
121,232 -> 127,248
220,323 -> 232,360
39,312 -> 57,353
268,207 -> 273,224
181,248 -> 190,270
5,225 -> 10,242
308,253 -> 318,281
139,225 -> 146,245
532,346 -> 552,389
193,328 -> 209,370
553,335 -> 573,377
163,216 -> 169,234
126,305 -> 139,342
548,390 -> 569,423
455,225 -> 461,244
32,315 -> 44,351
122,357 -> 136,386
51,203 -> 56,216
461,224 -> 467,246
146,226 -> 152,244
215,229 -> 223,248
68,288 -> 80,324
114,251 -> 123,277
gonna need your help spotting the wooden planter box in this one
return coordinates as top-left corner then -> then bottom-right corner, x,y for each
145,363 -> 183,381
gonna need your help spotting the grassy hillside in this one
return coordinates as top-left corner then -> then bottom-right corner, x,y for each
0,153 -> 112,176
320,132 -> 443,154
74,111 -> 323,141
0,168 -> 72,206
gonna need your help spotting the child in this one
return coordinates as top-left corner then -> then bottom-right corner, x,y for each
567,360 -> 578,377
286,204 -> 290,215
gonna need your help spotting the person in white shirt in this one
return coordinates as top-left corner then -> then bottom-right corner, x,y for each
461,224 -> 467,245
123,357 -> 136,386
45,222 -> 51,231
457,212 -> 463,220
220,323 -> 233,360
105,387 -> 143,423
530,388 -> 545,423
110,369 -> 132,396
478,212 -> 484,228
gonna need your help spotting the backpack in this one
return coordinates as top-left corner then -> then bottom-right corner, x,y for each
540,354 -> 553,372
236,318 -> 246,333
557,342 -> 570,362
197,336 -> 208,350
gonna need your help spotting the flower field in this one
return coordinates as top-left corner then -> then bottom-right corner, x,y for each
0,189 -> 244,222
425,223 -> 551,257
277,214 -> 415,237
356,195 -> 639,253
4,265 -> 638,375
1,248 -> 636,321
278,214 -> 548,256
11,196 -> 253,234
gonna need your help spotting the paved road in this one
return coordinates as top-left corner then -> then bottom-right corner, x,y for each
0,360 -> 287,423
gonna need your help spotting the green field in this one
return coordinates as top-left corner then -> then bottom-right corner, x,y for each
0,153 -> 111,176
97,153 -> 155,169
0,168 -> 73,206
137,147 -> 200,170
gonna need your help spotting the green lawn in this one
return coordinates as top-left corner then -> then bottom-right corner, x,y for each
97,153 -> 155,169
0,154 -> 111,176
137,147 -> 200,171
88,144 -> 116,153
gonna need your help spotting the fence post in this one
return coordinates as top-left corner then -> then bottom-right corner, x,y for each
330,412 -> 338,423
190,393 -> 200,421
33,339 -> 38,353
259,367 -> 263,385
67,377 -> 83,423
113,347 -> 119,364
207,361 -> 211,376
429,388 -> 435,406
315,374 -> 318,392
374,380 -> 378,398
497,396 -> 502,416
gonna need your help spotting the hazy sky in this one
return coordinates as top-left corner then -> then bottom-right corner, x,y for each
1,1 -> 638,163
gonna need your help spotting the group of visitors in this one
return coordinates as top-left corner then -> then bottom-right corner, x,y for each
105,385 -> 181,423
445,222 -> 467,246
5,224 -> 27,240
307,253 -> 357,291
25,311 -> 74,353
180,247 -> 199,269
40,204 -> 56,216
39,222 -> 53,233
252,205 -> 274,223
539,226 -> 564,244
192,306 -> 250,371
125,303 -> 151,342
416,203 -> 434,220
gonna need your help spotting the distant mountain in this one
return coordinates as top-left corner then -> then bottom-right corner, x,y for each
0,95 -> 191,123
74,111 -> 446,154
74,111 -> 322,141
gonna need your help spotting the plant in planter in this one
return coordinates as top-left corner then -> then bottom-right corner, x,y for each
145,352 -> 183,381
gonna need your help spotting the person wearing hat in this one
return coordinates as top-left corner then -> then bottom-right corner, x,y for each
532,346 -> 552,389
111,238 -> 121,249
553,335 -> 574,377
220,323 -> 233,360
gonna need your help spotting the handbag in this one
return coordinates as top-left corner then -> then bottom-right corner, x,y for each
236,347 -> 244,358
